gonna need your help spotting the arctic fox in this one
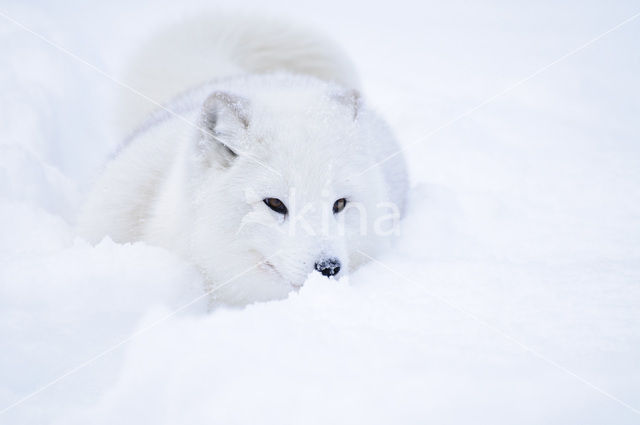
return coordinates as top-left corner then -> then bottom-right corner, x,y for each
79,15 -> 408,305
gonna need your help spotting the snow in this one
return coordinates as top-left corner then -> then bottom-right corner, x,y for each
1,0 -> 640,424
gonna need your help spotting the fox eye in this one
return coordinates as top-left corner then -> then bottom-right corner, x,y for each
333,198 -> 347,214
264,198 -> 287,215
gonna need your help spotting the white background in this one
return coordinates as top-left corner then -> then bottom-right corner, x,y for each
1,0 -> 639,424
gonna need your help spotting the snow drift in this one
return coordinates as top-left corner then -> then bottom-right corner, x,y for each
1,1 -> 639,424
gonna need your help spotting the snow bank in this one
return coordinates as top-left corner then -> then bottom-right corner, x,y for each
1,1 -> 639,424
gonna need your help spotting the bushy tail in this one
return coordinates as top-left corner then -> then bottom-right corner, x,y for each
116,14 -> 360,137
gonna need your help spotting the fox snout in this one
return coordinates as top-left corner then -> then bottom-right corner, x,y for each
314,258 -> 341,277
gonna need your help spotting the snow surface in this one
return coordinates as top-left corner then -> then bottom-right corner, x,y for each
1,1 -> 640,424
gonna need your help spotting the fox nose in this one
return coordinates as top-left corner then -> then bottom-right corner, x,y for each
314,258 -> 341,277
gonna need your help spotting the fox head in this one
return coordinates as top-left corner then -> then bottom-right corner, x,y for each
186,75 -> 407,305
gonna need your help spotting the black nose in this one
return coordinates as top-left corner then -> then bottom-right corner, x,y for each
315,258 -> 341,277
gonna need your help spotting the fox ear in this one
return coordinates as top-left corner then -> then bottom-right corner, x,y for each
198,91 -> 250,167
331,89 -> 361,120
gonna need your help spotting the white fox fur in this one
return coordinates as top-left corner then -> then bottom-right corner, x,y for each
79,15 -> 408,305
116,15 -> 360,138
